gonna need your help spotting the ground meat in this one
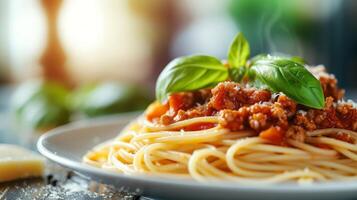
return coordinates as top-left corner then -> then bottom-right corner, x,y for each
249,113 -> 268,130
271,103 -> 289,129
174,105 -> 214,122
330,132 -> 355,144
219,109 -> 247,131
168,90 -> 211,113
249,103 -> 272,114
308,97 -> 356,130
308,97 -> 342,128
160,105 -> 214,125
159,90 -> 211,125
292,97 -> 357,131
336,102 -> 357,130
285,125 -> 306,142
319,75 -> 344,101
209,82 -> 271,110
150,74 -> 357,144
308,66 -> 344,101
160,114 -> 173,125
293,112 -> 317,131
219,101 -> 289,132
276,95 -> 297,117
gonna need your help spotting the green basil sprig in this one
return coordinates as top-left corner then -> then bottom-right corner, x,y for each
155,55 -> 228,102
227,33 -> 250,82
250,58 -> 324,109
155,32 -> 325,109
228,33 -> 250,68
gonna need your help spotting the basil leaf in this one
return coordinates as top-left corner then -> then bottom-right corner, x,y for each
251,58 -> 325,109
228,33 -> 250,68
249,54 -> 268,66
290,56 -> 307,65
229,67 -> 247,82
156,55 -> 228,102
250,54 -> 307,66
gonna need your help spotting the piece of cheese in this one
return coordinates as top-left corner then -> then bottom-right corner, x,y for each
0,144 -> 45,182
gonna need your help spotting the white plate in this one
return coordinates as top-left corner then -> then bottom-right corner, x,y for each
38,114 -> 357,200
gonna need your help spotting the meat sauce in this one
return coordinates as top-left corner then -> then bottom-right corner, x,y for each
146,70 -> 357,145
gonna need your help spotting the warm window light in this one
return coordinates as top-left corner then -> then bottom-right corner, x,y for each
58,0 -> 153,84
8,0 -> 46,79
58,0 -> 104,58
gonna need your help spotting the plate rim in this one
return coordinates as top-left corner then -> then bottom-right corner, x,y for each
37,114 -> 357,194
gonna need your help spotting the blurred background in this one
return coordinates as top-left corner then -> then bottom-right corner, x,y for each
0,0 -> 357,144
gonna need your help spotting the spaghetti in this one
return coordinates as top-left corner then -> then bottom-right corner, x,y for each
84,115 -> 357,183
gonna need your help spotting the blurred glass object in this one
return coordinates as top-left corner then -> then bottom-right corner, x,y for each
40,0 -> 72,87
0,0 -> 11,83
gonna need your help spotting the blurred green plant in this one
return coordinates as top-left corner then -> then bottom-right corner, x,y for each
228,0 -> 318,56
71,82 -> 151,117
12,80 -> 152,130
12,80 -> 71,130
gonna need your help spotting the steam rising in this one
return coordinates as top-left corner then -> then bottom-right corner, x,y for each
260,2 -> 302,57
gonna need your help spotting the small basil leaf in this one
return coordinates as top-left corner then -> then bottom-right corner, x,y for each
228,33 -> 250,68
251,58 -> 324,109
156,55 -> 228,102
229,67 -> 247,82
